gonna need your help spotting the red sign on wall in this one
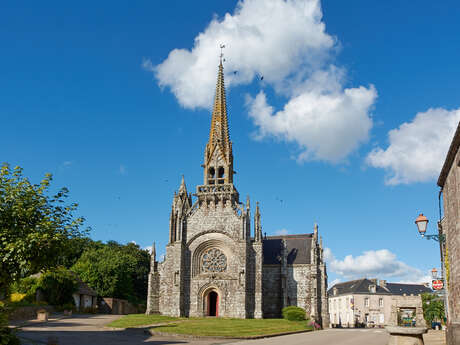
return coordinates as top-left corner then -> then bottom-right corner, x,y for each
432,280 -> 443,290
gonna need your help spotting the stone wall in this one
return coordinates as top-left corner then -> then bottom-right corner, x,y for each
262,266 -> 282,317
441,138 -> 460,345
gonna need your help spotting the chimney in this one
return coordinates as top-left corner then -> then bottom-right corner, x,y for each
379,280 -> 387,288
370,278 -> 378,285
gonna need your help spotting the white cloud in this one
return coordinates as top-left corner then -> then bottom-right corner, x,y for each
367,107 -> 460,185
119,164 -> 127,175
247,83 -> 376,162
152,0 -> 334,109
148,0 -> 377,162
324,248 -> 429,284
275,228 -> 289,235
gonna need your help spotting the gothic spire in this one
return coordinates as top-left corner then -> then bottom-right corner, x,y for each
203,58 -> 234,185
151,242 -> 156,262
208,60 -> 231,156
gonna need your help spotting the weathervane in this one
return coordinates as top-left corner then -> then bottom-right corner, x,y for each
219,44 -> 226,63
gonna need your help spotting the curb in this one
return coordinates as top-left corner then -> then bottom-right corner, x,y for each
145,328 -> 314,340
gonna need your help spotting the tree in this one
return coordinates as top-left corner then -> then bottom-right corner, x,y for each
72,241 -> 149,304
0,163 -> 89,295
421,293 -> 445,325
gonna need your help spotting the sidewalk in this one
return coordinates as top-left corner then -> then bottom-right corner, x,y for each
424,330 -> 446,345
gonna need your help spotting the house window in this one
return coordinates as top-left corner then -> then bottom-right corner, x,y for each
379,298 -> 383,307
365,298 -> 369,307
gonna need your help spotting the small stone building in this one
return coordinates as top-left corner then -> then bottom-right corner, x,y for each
146,60 -> 329,326
72,279 -> 97,311
328,278 -> 431,328
438,120 -> 460,345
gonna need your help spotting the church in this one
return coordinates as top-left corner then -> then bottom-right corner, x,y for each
146,59 -> 329,326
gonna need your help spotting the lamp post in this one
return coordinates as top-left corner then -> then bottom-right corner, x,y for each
415,213 -> 445,242
414,213 -> 448,320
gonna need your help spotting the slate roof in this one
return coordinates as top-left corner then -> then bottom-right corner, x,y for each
385,283 -> 432,296
263,234 -> 313,265
327,278 -> 432,297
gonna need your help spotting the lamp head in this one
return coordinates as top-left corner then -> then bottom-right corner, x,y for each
415,213 -> 429,237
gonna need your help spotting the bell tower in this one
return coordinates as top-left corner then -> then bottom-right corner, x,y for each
203,59 -> 234,186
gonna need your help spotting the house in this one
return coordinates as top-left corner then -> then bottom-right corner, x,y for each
328,278 -> 431,328
72,278 -> 97,311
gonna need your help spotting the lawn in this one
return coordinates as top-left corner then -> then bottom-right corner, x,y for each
153,317 -> 312,337
107,314 -> 181,328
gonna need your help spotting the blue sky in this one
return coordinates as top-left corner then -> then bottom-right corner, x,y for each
2,0 -> 459,286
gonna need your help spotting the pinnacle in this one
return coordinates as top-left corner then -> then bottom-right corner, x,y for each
178,175 -> 187,194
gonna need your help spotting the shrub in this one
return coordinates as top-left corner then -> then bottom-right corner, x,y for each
36,267 -> 78,306
9,293 -> 26,303
10,277 -> 39,303
282,306 -> 306,321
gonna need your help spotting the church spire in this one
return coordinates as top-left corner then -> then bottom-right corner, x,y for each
208,60 -> 230,152
203,58 -> 234,185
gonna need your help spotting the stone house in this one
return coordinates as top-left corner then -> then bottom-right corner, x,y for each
328,278 -> 431,328
438,120 -> 460,345
146,60 -> 329,326
72,279 -> 97,311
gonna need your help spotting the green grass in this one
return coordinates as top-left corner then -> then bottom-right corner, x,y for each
153,318 -> 312,337
107,314 -> 181,328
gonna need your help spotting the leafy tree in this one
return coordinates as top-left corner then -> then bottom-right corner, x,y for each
72,242 -> 149,303
0,163 -> 89,295
421,293 -> 445,325
57,236 -> 102,269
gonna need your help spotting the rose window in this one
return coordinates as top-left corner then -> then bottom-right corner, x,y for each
202,248 -> 227,273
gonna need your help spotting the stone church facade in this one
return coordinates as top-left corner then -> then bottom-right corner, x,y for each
146,60 -> 329,326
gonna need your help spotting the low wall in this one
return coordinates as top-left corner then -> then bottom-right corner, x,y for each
98,297 -> 142,314
9,305 -> 55,320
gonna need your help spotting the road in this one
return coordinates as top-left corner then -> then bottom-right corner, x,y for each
229,329 -> 388,345
15,315 -> 390,345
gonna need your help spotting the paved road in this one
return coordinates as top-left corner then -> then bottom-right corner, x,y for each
15,315 -> 389,345
230,329 -> 388,345
15,315 -> 445,345
16,315 -> 226,345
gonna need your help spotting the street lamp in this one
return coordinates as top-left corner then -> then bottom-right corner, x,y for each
431,268 -> 438,280
414,213 -> 444,242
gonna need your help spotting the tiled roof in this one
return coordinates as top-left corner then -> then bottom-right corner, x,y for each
263,234 -> 313,265
328,278 -> 431,296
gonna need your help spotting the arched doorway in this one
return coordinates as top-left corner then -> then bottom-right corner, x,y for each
206,290 -> 219,316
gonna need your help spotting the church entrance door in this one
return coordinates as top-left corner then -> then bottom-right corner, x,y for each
207,291 -> 219,317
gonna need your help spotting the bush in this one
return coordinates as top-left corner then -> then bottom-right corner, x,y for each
10,277 -> 39,303
282,306 -> 306,321
36,267 -> 78,306
9,293 -> 26,303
